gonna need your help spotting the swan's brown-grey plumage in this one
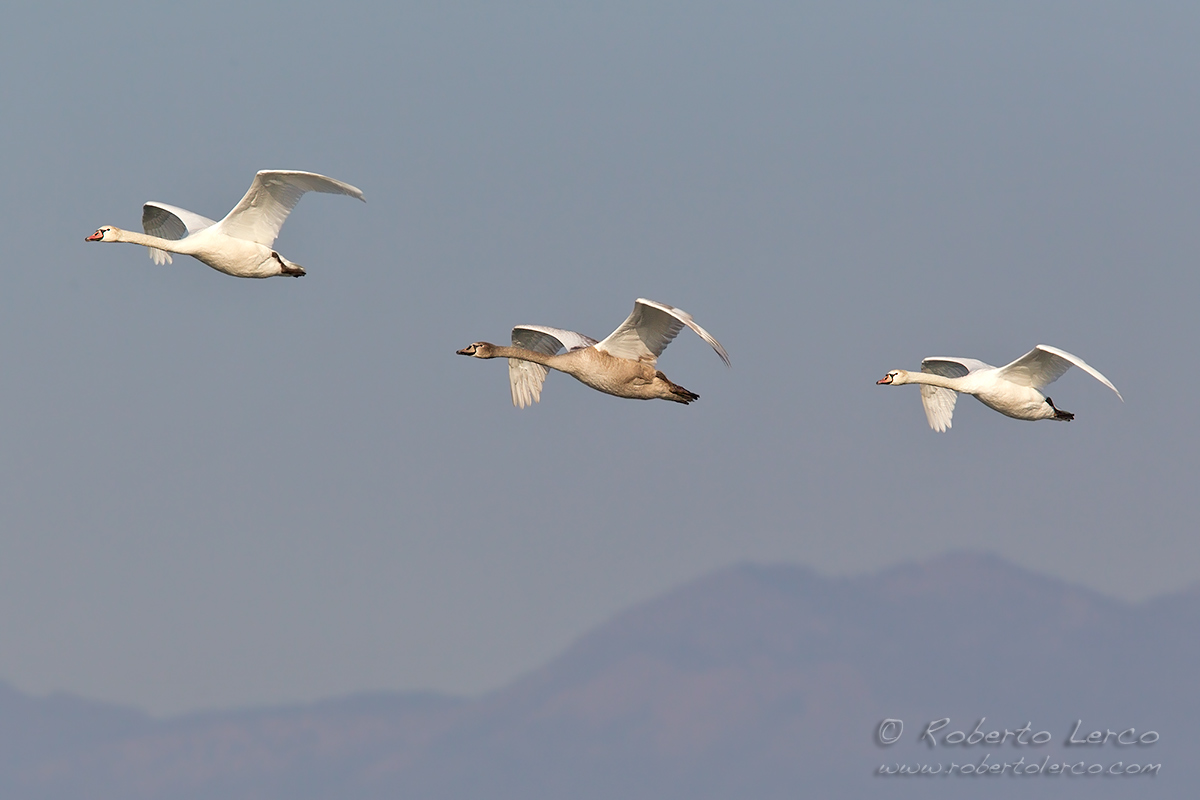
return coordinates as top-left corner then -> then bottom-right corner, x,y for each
457,298 -> 730,407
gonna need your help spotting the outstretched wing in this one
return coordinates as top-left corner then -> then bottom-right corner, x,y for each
918,357 -> 991,432
508,325 -> 598,409
594,298 -> 730,367
141,202 -> 217,265
211,170 -> 365,247
995,345 -> 1123,400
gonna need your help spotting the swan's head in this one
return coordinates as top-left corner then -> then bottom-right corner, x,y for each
86,226 -> 119,243
876,369 -> 909,386
457,342 -> 496,358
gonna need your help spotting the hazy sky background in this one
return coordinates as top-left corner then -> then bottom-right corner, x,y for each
1,1 -> 1197,715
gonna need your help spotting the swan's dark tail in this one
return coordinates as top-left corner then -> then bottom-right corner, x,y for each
1046,397 -> 1074,421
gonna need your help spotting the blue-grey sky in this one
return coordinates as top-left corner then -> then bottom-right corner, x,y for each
2,1 -> 1197,715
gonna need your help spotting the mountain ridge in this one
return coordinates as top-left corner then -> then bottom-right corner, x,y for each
2,551 -> 1188,799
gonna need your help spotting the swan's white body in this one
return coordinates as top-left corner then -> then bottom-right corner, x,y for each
457,298 -> 730,407
877,345 -> 1122,432
86,170 -> 365,278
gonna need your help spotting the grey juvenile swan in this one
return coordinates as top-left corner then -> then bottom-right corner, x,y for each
457,298 -> 730,407
876,344 -> 1122,432
86,170 -> 365,278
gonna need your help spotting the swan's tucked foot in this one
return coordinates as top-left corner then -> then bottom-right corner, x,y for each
270,252 -> 306,277
657,371 -> 698,404
1046,397 -> 1074,421
670,387 -> 699,404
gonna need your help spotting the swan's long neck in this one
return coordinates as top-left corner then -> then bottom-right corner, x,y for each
903,371 -> 964,391
114,228 -> 198,255
489,346 -> 561,367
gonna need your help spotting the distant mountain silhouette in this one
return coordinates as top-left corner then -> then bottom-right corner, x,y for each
2,553 -> 1190,799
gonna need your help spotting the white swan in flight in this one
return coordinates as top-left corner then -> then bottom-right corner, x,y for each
876,344 -> 1122,431
86,170 -> 364,278
457,298 -> 730,407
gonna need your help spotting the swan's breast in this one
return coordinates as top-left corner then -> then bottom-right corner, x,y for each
973,382 -> 1053,420
187,231 -> 278,277
561,349 -> 655,396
